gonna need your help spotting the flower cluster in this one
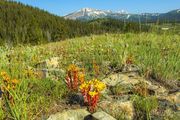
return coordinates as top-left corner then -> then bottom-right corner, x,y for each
65,64 -> 106,112
0,72 -> 19,91
24,67 -> 44,79
0,71 -> 19,105
65,64 -> 85,91
80,79 -> 106,112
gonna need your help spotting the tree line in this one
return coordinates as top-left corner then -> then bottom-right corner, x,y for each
0,0 -> 150,46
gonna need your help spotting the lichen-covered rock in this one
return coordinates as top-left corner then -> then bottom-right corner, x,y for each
98,100 -> 134,120
162,109 -> 180,120
103,73 -> 168,97
145,80 -> 168,95
47,109 -> 90,120
102,73 -> 140,87
33,57 -> 65,79
36,57 -> 60,69
92,111 -> 116,120
158,92 -> 180,111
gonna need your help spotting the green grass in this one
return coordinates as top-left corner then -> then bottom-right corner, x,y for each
131,95 -> 158,120
0,32 -> 179,119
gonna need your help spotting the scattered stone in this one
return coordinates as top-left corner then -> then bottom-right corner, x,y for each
103,73 -> 168,96
102,73 -> 140,87
35,69 -> 49,79
92,111 -> 116,120
162,109 -> 180,120
145,80 -> 168,95
32,57 -> 66,79
98,100 -> 134,120
158,92 -> 180,110
151,108 -> 180,120
36,57 -> 60,69
109,83 -> 132,95
47,109 -> 90,120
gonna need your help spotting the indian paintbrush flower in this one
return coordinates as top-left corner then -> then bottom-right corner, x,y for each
65,64 -> 79,91
65,64 -> 106,112
79,79 -> 106,112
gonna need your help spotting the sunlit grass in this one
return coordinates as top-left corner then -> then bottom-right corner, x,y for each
0,32 -> 179,119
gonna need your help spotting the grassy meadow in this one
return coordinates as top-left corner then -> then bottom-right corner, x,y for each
0,32 -> 180,119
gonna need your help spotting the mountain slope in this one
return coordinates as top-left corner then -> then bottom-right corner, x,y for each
65,8 -> 180,22
0,1 -> 105,46
159,9 -> 180,22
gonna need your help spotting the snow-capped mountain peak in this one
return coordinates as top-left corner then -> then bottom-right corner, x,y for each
64,8 -> 129,20
80,8 -> 96,12
116,10 -> 128,14
80,8 -> 108,16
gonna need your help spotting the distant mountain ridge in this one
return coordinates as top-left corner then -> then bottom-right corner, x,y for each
64,8 -> 180,22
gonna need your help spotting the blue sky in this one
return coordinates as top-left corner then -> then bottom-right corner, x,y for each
13,0 -> 180,16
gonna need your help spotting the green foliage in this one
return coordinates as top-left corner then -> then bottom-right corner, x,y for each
88,18 -> 150,33
131,95 -> 158,120
63,33 -> 180,81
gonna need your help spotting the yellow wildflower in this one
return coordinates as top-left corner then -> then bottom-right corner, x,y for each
67,64 -> 79,72
95,82 -> 106,92
3,76 -> 10,82
5,84 -> 11,91
1,71 -> 7,76
79,73 -> 85,83
89,91 -> 98,97
79,83 -> 88,90
11,79 -> 19,84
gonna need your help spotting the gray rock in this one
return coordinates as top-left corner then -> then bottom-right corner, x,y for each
144,80 -> 168,95
103,73 -> 168,96
32,57 -> 66,79
92,111 -> 116,120
98,100 -> 134,120
102,73 -> 140,87
36,57 -> 59,69
35,69 -> 49,79
47,109 -> 90,120
158,92 -> 180,110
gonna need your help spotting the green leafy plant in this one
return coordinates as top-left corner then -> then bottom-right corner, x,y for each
131,95 -> 158,120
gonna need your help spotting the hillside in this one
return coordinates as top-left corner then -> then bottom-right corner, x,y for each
0,1 -> 152,46
0,33 -> 179,119
0,0 -> 105,46
88,18 -> 151,33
